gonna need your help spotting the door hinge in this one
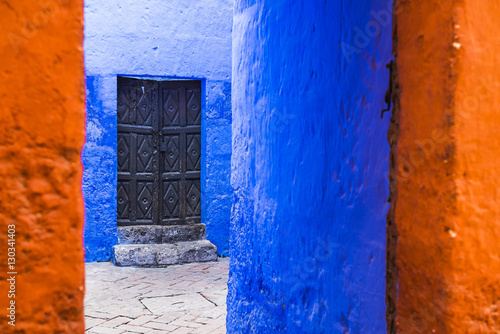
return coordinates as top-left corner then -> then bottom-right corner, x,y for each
381,60 -> 394,119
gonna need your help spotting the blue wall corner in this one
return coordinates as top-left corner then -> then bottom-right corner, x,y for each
203,80 -> 232,257
228,0 -> 393,332
83,1 -> 233,261
83,75 -> 118,262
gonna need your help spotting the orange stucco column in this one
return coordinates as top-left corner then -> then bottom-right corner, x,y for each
390,0 -> 500,332
0,0 -> 85,333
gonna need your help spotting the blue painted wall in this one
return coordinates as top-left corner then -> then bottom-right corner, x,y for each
228,0 -> 393,332
83,0 -> 233,261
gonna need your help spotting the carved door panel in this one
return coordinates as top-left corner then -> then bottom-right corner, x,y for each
117,78 -> 201,226
160,81 -> 202,225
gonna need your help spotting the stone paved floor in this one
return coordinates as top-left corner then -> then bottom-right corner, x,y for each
85,258 -> 229,334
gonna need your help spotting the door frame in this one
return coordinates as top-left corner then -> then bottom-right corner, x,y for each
115,75 -> 207,228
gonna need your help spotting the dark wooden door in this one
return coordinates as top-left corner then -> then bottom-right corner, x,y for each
117,78 -> 202,226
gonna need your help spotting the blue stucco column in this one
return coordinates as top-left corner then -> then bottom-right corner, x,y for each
228,0 -> 393,332
83,75 -> 118,262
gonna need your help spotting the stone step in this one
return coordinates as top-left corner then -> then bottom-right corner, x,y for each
117,224 -> 206,244
113,240 -> 218,267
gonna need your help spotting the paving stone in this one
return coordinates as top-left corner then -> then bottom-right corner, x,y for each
201,307 -> 227,319
141,293 -> 213,314
115,324 -> 153,333
191,324 -> 223,333
143,321 -> 182,331
169,327 -> 196,334
200,291 -> 227,306
153,311 -> 185,324
191,316 -> 212,324
85,258 -> 228,333
89,299 -> 149,319
85,311 -> 114,320
171,318 -> 203,328
87,326 -> 125,334
100,316 -> 133,328
208,327 -> 226,334
126,315 -> 157,326
85,317 -> 107,330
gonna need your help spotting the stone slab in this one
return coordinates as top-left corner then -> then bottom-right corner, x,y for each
113,240 -> 217,267
117,224 -> 206,244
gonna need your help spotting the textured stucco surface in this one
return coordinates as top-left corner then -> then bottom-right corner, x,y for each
0,0 -> 86,332
228,1 -> 393,332
83,0 -> 233,261
392,0 -> 500,332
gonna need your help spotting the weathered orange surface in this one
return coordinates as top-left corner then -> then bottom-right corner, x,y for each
0,0 -> 85,333
392,0 -> 500,332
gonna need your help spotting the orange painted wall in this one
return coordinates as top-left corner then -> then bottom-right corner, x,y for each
392,0 -> 500,332
0,0 -> 85,333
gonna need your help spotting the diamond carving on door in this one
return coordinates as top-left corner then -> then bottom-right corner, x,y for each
117,77 -> 202,226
